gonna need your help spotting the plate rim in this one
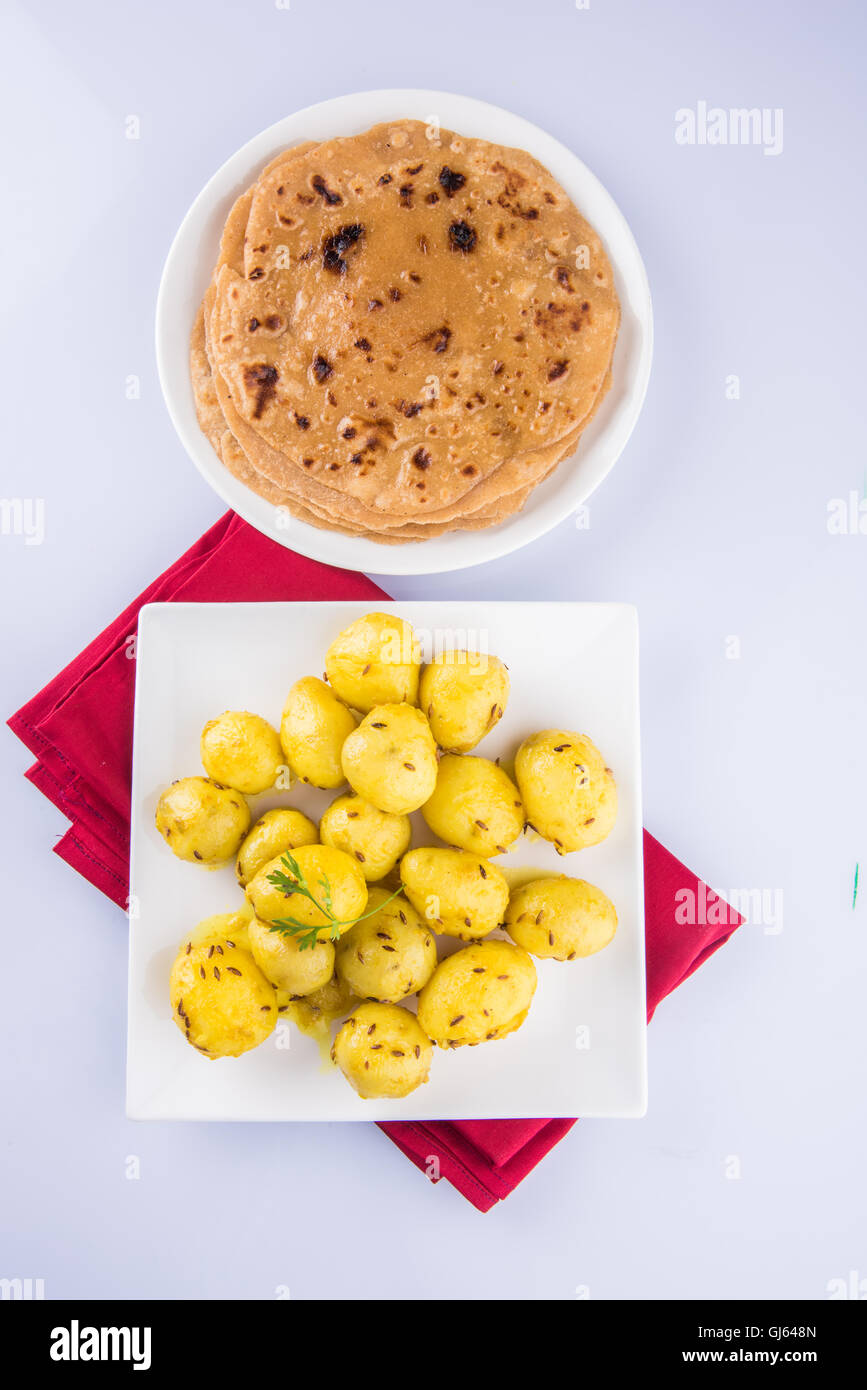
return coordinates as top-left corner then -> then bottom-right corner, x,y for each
154,88 -> 653,576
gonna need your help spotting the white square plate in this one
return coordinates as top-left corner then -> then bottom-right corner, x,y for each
127,602 -> 646,1121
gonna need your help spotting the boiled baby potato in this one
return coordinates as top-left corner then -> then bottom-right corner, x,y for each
277,972 -> 356,1032
319,792 -> 411,882
186,905 -> 253,955
331,1002 -> 432,1099
248,915 -> 335,996
200,710 -> 284,795
169,934 -> 276,1058
280,677 -> 357,789
515,730 -> 618,853
417,940 -> 537,1048
421,754 -> 524,857
236,807 -> 318,886
335,887 -> 437,1003
505,876 -> 617,961
419,650 -> 509,752
325,612 -> 421,712
155,776 -> 250,865
245,843 -> 367,941
400,846 -> 509,941
341,704 -> 437,815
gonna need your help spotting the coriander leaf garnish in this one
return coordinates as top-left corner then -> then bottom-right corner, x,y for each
266,850 -> 403,950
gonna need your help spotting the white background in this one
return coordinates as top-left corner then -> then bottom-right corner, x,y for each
1,0 -> 865,1299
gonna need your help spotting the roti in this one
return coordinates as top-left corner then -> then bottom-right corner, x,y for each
206,120 -> 618,515
190,121 -> 620,541
197,181 -> 608,532
194,303 -> 588,542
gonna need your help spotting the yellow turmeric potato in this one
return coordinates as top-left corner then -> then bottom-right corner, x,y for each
245,844 -> 367,941
186,906 -> 253,955
399,846 -> 509,940
421,754 -> 524,857
280,677 -> 357,789
247,916 -> 335,996
417,940 -> 537,1048
235,807 -> 318,886
341,704 -> 437,815
200,710 -> 284,795
331,1002 -> 433,1099
419,650 -> 509,752
325,612 -> 421,712
515,730 -> 618,853
505,877 -> 617,960
319,792 -> 411,881
277,972 -> 357,1032
335,888 -> 437,1003
155,776 -> 250,865
169,934 -> 276,1058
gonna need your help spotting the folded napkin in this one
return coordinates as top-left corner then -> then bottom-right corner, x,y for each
8,511 -> 742,1211
9,513 -> 382,902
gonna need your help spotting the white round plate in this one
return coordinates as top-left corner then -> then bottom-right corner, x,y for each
156,89 -> 652,576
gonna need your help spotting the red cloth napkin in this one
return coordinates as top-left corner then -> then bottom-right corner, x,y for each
8,511 -> 742,1211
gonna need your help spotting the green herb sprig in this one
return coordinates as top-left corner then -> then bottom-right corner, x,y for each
266,850 -> 402,951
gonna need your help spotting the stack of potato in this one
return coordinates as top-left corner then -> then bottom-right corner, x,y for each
158,612 -> 619,1099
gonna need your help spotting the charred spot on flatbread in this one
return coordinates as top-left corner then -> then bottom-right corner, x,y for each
448,220 -> 477,253
311,174 -> 342,205
322,223 -> 364,274
438,166 -> 466,197
243,363 -> 278,418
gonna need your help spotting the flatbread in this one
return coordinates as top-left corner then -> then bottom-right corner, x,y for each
198,182 -> 607,532
207,120 -> 618,516
190,122 -> 619,542
194,303 -> 583,542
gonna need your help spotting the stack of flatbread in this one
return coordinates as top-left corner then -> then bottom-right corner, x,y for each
192,120 -> 620,543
